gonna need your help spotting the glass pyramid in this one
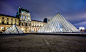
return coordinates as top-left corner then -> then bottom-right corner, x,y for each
38,13 -> 79,33
3,24 -> 24,34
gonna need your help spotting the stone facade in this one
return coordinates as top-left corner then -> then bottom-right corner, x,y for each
0,7 -> 46,33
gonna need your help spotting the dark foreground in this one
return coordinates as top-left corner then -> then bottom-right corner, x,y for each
0,34 -> 86,52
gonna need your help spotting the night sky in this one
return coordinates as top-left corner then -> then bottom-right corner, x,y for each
0,0 -> 86,28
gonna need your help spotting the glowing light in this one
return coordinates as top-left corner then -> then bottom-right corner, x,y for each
28,17 -> 30,19
79,27 -> 85,30
22,28 -> 23,30
1,27 -> 4,30
60,28 -> 63,32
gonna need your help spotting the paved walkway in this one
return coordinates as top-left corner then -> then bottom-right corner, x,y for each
0,34 -> 86,52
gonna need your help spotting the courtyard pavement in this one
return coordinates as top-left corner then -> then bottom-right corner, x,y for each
0,34 -> 86,52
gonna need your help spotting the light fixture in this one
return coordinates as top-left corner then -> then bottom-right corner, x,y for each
22,28 -> 23,30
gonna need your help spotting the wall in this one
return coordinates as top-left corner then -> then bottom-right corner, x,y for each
0,15 -> 46,33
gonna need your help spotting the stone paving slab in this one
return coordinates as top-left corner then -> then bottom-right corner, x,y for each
0,34 -> 86,52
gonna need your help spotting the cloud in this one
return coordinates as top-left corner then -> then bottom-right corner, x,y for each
74,21 -> 86,28
74,21 -> 86,25
0,0 -> 86,28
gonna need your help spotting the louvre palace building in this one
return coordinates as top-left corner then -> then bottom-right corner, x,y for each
0,7 -> 46,33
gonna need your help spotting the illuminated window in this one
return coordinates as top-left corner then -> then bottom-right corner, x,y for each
19,23 -> 20,25
28,17 -> 30,19
25,16 -> 27,19
22,15 -> 23,18
15,23 -> 16,25
1,27 -> 4,30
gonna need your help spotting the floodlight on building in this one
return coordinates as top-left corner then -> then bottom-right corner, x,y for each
22,28 -> 23,30
79,27 -> 85,30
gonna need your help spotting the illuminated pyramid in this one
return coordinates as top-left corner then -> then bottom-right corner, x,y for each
3,24 -> 24,34
38,13 -> 79,33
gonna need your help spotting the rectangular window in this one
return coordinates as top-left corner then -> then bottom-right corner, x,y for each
2,17 -> 4,19
19,23 -> 20,26
25,16 -> 27,19
1,27 -> 4,30
22,23 -> 23,26
25,23 -> 27,26
7,22 -> 9,25
11,19 -> 13,20
22,15 -> 23,18
2,21 -> 4,24
7,18 -> 9,20
11,19 -> 13,22
15,19 -> 16,21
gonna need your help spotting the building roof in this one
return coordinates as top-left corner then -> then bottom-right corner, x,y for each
0,14 -> 17,18
0,13 -> 46,23
31,20 -> 44,22
18,7 -> 29,13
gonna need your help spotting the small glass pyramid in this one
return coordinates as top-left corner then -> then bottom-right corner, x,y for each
38,12 -> 79,33
3,24 -> 24,34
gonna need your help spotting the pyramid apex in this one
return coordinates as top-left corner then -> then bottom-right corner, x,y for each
2,24 -> 24,34
38,12 -> 79,33
56,12 -> 61,15
57,12 -> 60,14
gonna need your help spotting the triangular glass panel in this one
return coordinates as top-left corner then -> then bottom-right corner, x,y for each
3,24 -> 24,34
38,13 -> 79,33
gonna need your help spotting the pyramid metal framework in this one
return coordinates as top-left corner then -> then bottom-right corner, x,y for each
38,13 -> 79,33
3,24 -> 24,34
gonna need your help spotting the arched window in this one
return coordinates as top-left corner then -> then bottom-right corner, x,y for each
15,19 -> 16,21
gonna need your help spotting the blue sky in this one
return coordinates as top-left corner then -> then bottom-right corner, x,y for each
0,0 -> 86,28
